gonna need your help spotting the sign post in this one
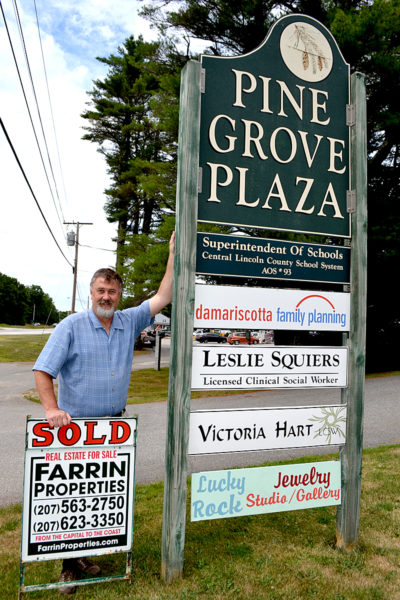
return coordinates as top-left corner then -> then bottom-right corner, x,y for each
196,233 -> 351,284
336,72 -> 367,550
161,59 -> 201,582
191,346 -> 348,390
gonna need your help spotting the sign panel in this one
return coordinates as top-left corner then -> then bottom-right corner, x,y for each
196,232 -> 350,284
191,345 -> 347,390
22,418 -> 137,562
189,405 -> 346,455
198,15 -> 350,237
191,461 -> 341,521
194,284 -> 350,331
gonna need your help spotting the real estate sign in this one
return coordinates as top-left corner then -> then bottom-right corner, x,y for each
22,417 -> 137,562
198,15 -> 350,237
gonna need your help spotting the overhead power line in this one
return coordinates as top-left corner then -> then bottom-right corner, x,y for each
33,0 -> 69,212
11,0 -> 65,224
79,244 -> 116,253
0,117 -> 73,268
0,0 -> 66,235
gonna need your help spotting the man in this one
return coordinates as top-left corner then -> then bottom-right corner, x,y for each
33,232 -> 175,593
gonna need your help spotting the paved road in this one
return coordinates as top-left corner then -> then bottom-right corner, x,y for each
0,327 -> 52,335
0,340 -> 399,506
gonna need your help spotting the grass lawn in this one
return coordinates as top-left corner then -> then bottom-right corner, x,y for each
2,445 -> 400,599
23,367 -> 259,404
126,367 -> 252,403
0,334 -> 51,362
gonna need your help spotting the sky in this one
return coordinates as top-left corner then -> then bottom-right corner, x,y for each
0,0 -> 163,313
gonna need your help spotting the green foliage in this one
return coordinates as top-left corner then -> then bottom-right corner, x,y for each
327,0 -> 400,371
140,0 -> 282,55
0,273 -> 57,326
0,273 -> 30,325
119,215 -> 175,309
81,36 -> 182,271
139,0 -> 332,55
26,285 -> 57,324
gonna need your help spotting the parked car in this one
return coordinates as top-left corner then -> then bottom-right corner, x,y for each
263,330 -> 274,344
195,332 -> 227,343
153,328 -> 166,339
227,332 -> 259,345
141,330 -> 156,347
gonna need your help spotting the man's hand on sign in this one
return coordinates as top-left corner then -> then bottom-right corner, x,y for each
169,230 -> 175,254
45,407 -> 72,428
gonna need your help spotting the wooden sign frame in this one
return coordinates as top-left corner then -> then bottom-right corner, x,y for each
162,42 -> 366,583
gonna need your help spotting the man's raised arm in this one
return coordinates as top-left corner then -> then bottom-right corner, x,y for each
149,231 -> 175,317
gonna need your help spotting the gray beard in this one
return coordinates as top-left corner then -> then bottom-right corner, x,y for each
96,304 -> 115,319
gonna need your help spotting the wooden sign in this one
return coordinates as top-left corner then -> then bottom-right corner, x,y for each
162,12 -> 367,579
196,232 -> 350,284
189,405 -> 346,455
191,345 -> 348,389
194,284 -> 350,331
191,461 -> 341,521
198,15 -> 350,237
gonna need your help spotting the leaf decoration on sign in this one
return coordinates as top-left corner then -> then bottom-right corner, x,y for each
308,406 -> 346,445
292,25 -> 329,75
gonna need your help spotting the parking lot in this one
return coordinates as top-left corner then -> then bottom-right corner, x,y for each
193,329 -> 275,345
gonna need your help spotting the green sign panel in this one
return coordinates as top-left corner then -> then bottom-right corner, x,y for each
198,15 -> 350,237
191,461 -> 341,521
196,232 -> 350,283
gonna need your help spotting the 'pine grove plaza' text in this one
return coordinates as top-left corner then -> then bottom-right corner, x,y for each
204,69 -> 347,219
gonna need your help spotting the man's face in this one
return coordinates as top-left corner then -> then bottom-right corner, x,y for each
90,277 -> 122,319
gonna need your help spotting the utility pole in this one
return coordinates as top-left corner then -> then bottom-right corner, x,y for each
64,221 -> 93,313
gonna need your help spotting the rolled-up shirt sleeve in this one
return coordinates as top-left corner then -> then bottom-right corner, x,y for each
33,321 -> 72,379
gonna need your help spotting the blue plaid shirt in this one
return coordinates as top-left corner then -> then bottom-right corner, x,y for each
33,302 -> 153,417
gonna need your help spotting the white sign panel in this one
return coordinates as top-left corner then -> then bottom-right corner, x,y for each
22,418 -> 137,562
189,405 -> 347,455
191,345 -> 348,390
194,284 -> 350,331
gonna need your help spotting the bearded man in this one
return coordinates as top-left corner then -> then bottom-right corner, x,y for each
33,232 -> 174,593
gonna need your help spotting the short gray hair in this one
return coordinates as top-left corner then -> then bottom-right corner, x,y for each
90,268 -> 123,290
